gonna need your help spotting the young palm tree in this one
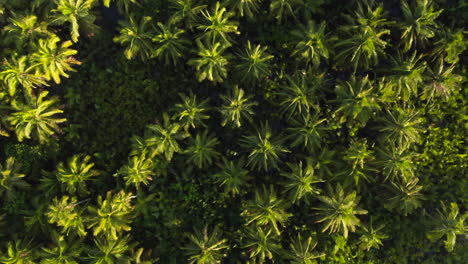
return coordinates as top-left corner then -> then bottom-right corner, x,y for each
213,158 -> 251,196
40,232 -> 83,264
242,185 -> 292,235
31,36 -> 81,84
219,86 -> 257,128
427,202 -> 467,252
113,16 -> 154,60
7,91 -> 66,143
358,220 -> 388,251
188,40 -> 230,83
334,75 -> 381,126
288,233 -> 325,263
399,0 -> 443,52
2,13 -> 51,50
228,0 -> 260,18
269,0 -> 302,24
152,22 -> 190,66
183,225 -> 229,264
342,139 -> 376,188
172,92 -> 210,131
286,112 -> 327,153
146,113 -> 188,161
432,28 -> 466,64
240,122 -> 290,172
291,20 -> 329,68
314,184 -> 368,238
197,2 -> 239,45
0,56 -> 48,96
115,154 -> 155,190
421,58 -> 464,102
235,41 -> 274,84
378,107 -> 423,147
385,177 -> 424,216
280,160 -> 324,204
242,226 -> 283,263
375,143 -> 415,182
168,0 -> 206,31
50,0 -> 99,42
184,131 -> 221,169
46,195 -> 87,237
87,235 -> 132,264
56,154 -> 97,196
0,240 -> 36,264
0,157 -> 29,201
276,74 -> 319,118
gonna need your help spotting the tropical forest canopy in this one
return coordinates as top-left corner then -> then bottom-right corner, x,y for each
0,0 -> 467,263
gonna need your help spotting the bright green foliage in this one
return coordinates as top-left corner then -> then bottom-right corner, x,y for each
219,86 -> 257,128
433,28 -> 467,64
50,0 -> 98,43
269,0 -> 302,24
116,154 -> 154,190
40,232 -> 83,264
184,131 -> 220,169
358,221 -> 388,251
342,139 -> 375,188
428,202 -> 467,252
242,226 -> 283,263
422,58 -> 464,101
168,0 -> 206,31
152,22 -> 190,65
379,108 -> 423,146
146,113 -> 188,161
376,143 -> 416,182
183,225 -> 229,264
314,184 -> 368,238
56,154 -> 96,196
242,185 -> 292,235
399,0 -> 443,52
173,93 -> 210,130
198,2 -> 239,45
2,13 -> 51,50
47,196 -> 87,237
228,0 -> 260,18
0,157 -> 29,201
288,234 -> 325,263
87,191 -> 134,240
113,16 -> 153,60
281,160 -> 324,204
240,123 -> 290,171
286,112 -> 327,152
87,235 -> 132,264
213,158 -> 251,196
335,1 -> 390,71
291,20 -> 329,68
0,56 -> 48,96
32,36 -> 81,84
235,41 -> 274,84
334,75 -> 381,126
0,240 -> 36,264
385,177 -> 424,216
276,74 -> 318,118
7,91 -> 66,143
188,40 -> 230,83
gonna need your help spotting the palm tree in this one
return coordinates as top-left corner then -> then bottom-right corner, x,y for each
115,154 -> 154,190
286,112 -> 327,153
0,157 -> 29,201
219,86 -> 257,128
152,22 -> 190,66
280,160 -> 324,204
240,122 -> 290,172
288,233 -> 325,263
31,36 -> 81,84
50,0 -> 99,43
2,13 -> 51,50
291,20 -> 329,68
269,0 -> 302,24
183,225 -> 229,264
228,0 -> 260,18
146,113 -> 188,161
113,16 -> 154,60
334,75 -> 381,126
242,226 -> 283,263
421,58 -> 464,102
172,92 -> 210,131
87,235 -> 132,264
375,143 -> 416,182
385,177 -> 424,216
213,158 -> 251,196
0,56 -> 48,96
197,2 -> 239,45
184,131 -> 221,169
358,220 -> 388,251
242,185 -> 292,235
432,28 -> 466,64
46,196 -> 87,237
314,184 -> 368,238
188,40 -> 230,83
7,91 -> 66,143
342,139 -> 376,188
103,0 -> 140,14
276,74 -> 319,118
0,240 -> 36,264
235,41 -> 274,84
378,107 -> 423,147
427,202 -> 467,252
55,154 -> 97,196
399,0 -> 443,52
40,232 -> 83,264
168,0 -> 206,31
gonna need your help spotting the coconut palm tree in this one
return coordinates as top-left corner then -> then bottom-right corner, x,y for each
184,131 -> 221,169
269,0 -> 302,24
40,232 -> 83,264
242,226 -> 283,263
375,142 -> 416,182
0,56 -> 48,96
281,160 -> 324,204
31,36 -> 81,84
113,16 -> 154,60
0,157 -> 29,201
146,113 -> 188,161
188,40 -> 230,83
385,177 -> 424,216
432,28 -> 466,64
172,92 -> 210,131
183,225 -> 229,264
46,195 -> 87,237
115,154 -> 154,190
276,74 -> 319,118
2,13 -> 52,50
152,22 -> 190,66
378,107 -> 423,147
168,0 -> 206,31
291,20 -> 329,68
358,220 -> 388,251
288,233 -> 325,263
427,202 -> 467,252
228,0 -> 260,18
6,91 -> 66,143
342,139 -> 376,188
197,2 -> 239,45
421,58 -> 464,102
314,184 -> 368,238
213,158 -> 251,196
0,240 -> 36,264
87,235 -> 132,264
235,41 -> 274,84
286,111 -> 327,153
56,154 -> 97,196
219,86 -> 257,128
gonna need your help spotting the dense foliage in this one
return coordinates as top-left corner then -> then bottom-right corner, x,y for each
0,0 -> 467,263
